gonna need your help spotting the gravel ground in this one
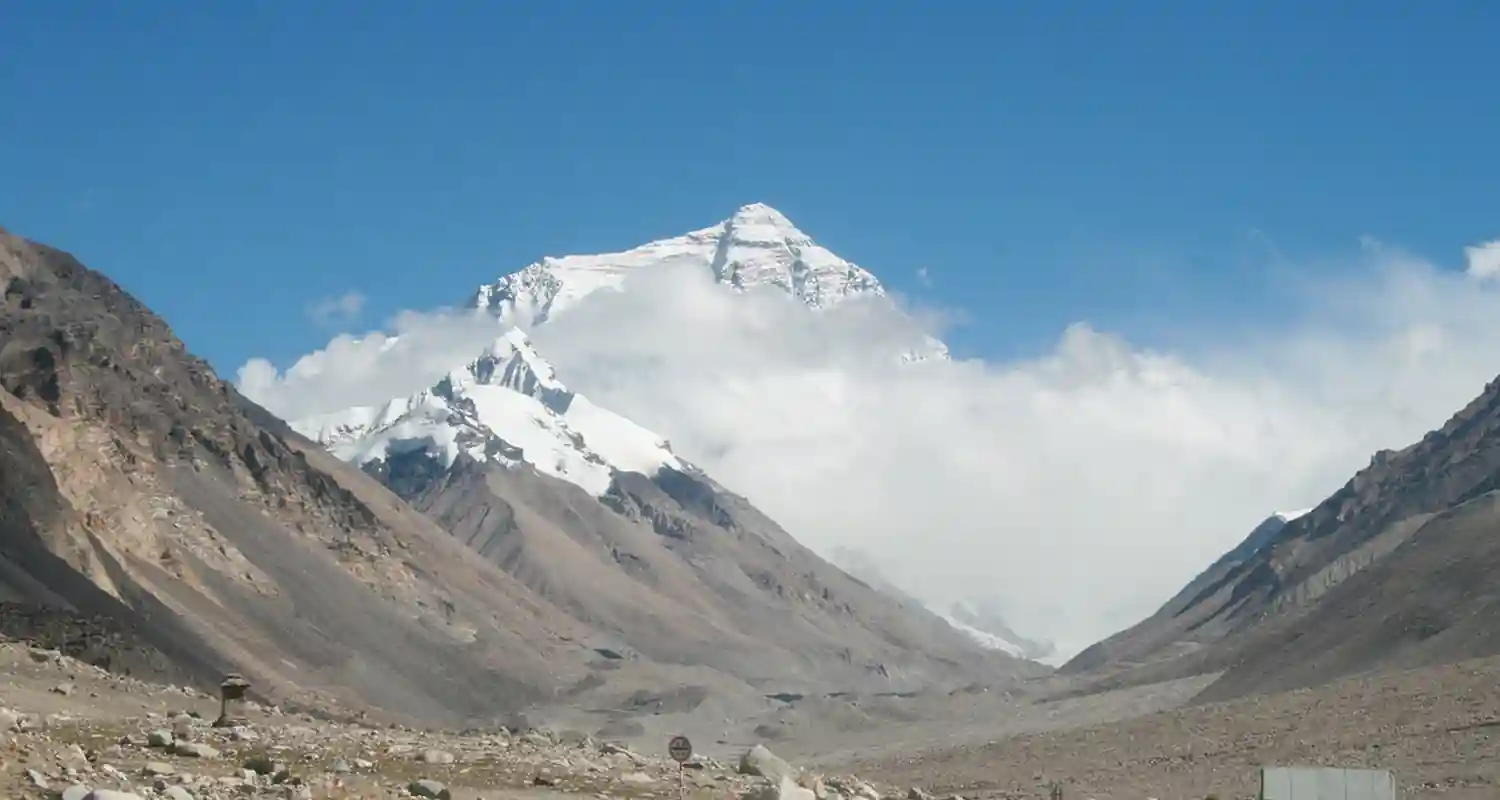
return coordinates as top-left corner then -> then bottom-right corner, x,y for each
0,642 -> 880,800
842,656 -> 1500,799
9,638 -> 1500,800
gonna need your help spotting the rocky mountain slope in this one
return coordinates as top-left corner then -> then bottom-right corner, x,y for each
0,224 -> 614,725
296,325 -> 1023,694
1065,372 -> 1500,700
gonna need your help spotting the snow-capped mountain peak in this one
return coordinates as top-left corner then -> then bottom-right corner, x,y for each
470,202 -> 889,326
727,201 -> 795,228
292,329 -> 682,497
711,202 -> 885,304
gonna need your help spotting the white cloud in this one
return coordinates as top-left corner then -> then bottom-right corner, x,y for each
305,291 -> 368,327
237,240 -> 1500,660
1466,239 -> 1500,280
239,305 -> 502,414
916,266 -> 932,287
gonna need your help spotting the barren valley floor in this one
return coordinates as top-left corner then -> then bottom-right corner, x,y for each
844,658 -> 1500,799
6,638 -> 1500,800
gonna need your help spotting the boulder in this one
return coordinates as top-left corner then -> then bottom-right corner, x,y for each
172,741 -> 220,759
740,744 -> 796,784
409,779 -> 452,799
418,748 -> 456,764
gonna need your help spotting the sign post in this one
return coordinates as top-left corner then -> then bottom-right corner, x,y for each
668,735 -> 693,800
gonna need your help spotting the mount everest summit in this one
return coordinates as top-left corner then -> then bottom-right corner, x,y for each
293,202 -> 942,498
469,202 -> 949,364
290,202 -> 1051,662
476,202 -> 903,320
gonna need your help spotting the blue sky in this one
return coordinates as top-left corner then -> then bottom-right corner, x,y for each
2,1 -> 1495,371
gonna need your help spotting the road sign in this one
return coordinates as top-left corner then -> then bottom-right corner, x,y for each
668,734 -> 693,763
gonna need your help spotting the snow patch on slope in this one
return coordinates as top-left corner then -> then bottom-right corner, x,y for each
830,545 -> 1053,664
938,614 -> 1026,658
946,597 -> 1060,663
293,328 -> 681,496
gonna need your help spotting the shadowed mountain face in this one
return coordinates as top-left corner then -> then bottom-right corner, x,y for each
1066,372 -> 1500,700
0,225 -> 1019,729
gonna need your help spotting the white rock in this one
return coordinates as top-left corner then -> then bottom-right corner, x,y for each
173,741 -> 220,759
419,748 -> 456,764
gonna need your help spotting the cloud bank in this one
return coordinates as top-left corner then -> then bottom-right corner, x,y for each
238,237 -> 1500,660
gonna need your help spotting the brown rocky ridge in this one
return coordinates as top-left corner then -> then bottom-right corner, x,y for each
1063,356 -> 1500,704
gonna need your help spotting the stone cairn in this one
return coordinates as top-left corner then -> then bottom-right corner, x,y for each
213,673 -> 251,728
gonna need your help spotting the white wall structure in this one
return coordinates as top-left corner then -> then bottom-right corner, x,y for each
1259,766 -> 1397,800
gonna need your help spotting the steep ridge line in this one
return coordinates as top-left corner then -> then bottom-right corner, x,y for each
1064,369 -> 1500,700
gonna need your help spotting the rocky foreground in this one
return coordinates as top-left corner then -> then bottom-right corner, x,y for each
0,642 -> 892,800
13,636 -> 1500,800
846,658 -> 1500,800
